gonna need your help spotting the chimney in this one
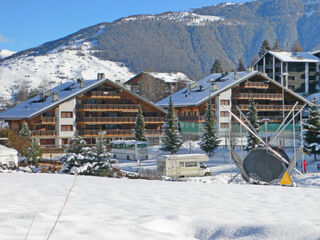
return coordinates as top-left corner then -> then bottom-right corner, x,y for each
52,92 -> 59,101
211,82 -> 218,91
77,78 -> 84,88
97,73 -> 105,80
234,72 -> 238,79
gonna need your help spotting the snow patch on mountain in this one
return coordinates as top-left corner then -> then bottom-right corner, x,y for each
0,40 -> 134,100
118,12 -> 224,26
0,49 -> 15,60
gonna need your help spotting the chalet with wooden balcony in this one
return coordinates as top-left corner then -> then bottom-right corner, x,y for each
157,70 -> 312,135
124,72 -> 192,103
254,51 -> 320,93
0,73 -> 166,153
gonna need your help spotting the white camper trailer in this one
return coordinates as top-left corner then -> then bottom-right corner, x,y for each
157,154 -> 211,178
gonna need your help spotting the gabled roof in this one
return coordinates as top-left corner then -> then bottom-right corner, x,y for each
124,71 -> 192,84
156,71 -> 313,107
0,78 -> 166,120
254,51 -> 320,65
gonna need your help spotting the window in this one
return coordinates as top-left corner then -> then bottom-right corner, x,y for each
185,162 -> 197,167
179,162 -> 184,167
220,123 -> 229,129
288,76 -> 295,81
61,125 -> 73,131
220,111 -> 229,117
61,112 -> 73,118
62,139 -> 69,145
288,85 -> 295,90
220,100 -> 230,105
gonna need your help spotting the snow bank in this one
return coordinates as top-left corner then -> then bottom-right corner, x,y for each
0,173 -> 320,239
0,144 -> 18,166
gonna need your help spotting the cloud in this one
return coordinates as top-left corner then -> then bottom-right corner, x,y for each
0,34 -> 11,42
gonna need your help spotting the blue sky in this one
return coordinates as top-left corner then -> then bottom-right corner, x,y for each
0,0 -> 246,52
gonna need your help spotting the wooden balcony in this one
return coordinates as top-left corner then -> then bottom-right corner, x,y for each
77,104 -> 139,112
233,93 -> 282,100
79,129 -> 162,137
40,117 -> 56,124
178,116 -> 205,122
85,91 -> 121,99
238,104 -> 303,111
243,82 -> 268,89
77,117 -> 165,124
32,130 -> 56,137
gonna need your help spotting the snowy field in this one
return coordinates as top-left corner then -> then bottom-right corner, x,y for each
1,143 -> 320,239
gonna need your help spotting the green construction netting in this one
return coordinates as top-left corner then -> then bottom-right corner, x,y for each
179,121 -> 300,134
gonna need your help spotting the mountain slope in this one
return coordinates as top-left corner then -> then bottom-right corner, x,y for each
1,0 -> 320,100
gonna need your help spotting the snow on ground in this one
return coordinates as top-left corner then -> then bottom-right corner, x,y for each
0,41 -> 135,100
1,172 -> 320,240
1,143 -> 320,239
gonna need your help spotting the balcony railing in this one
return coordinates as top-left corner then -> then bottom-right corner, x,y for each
178,116 -> 205,122
32,130 -> 56,136
87,91 -> 121,98
77,104 -> 139,111
238,104 -> 303,111
257,116 -> 284,122
233,93 -> 282,100
243,82 -> 268,89
77,117 -> 165,123
79,129 -> 162,137
40,117 -> 56,124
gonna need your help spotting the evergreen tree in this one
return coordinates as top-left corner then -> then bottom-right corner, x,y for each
210,60 -> 223,73
273,38 -> 281,51
200,98 -> 220,155
292,40 -> 304,52
25,139 -> 42,167
161,97 -> 182,154
237,58 -> 246,71
304,97 -> 320,161
20,122 -> 31,138
95,131 -> 107,160
259,39 -> 271,56
245,99 -> 260,151
66,132 -> 86,154
134,105 -> 147,141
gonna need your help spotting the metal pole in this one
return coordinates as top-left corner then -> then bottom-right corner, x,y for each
300,111 -> 304,173
240,109 -> 243,157
229,116 -> 232,178
265,120 -> 268,147
293,109 -> 296,170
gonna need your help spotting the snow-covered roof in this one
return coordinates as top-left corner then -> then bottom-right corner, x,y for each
157,71 -> 313,107
256,51 -> 320,64
0,78 -> 166,120
0,144 -> 18,155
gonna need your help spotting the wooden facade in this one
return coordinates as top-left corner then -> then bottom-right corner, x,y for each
124,72 -> 190,103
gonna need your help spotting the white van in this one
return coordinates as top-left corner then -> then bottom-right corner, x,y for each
157,154 -> 211,178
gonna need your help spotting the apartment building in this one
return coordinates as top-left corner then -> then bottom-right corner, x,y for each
254,51 -> 320,93
0,73 -> 166,152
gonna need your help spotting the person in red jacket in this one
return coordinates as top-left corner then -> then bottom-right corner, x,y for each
303,159 -> 308,173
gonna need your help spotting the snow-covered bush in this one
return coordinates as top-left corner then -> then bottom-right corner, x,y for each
60,150 -> 118,176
